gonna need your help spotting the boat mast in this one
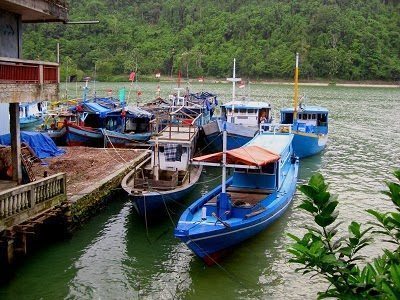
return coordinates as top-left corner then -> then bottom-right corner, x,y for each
154,136 -> 159,181
222,121 -> 227,194
293,52 -> 299,121
227,58 -> 241,122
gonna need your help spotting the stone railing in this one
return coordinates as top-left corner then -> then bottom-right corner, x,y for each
0,173 -> 66,231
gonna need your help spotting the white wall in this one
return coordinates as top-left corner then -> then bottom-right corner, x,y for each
0,104 -> 10,135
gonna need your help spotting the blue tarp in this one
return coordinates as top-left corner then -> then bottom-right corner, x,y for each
82,102 -> 112,118
0,131 -> 65,159
125,106 -> 154,118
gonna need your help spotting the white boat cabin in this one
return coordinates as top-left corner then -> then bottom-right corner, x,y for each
221,100 -> 271,127
149,124 -> 198,172
19,101 -> 48,119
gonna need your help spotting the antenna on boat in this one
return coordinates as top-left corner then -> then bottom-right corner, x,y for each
293,52 -> 299,120
227,58 -> 241,122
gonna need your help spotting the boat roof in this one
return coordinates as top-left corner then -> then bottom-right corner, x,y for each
247,133 -> 293,155
281,106 -> 328,114
149,124 -> 198,145
221,100 -> 271,109
192,145 -> 279,166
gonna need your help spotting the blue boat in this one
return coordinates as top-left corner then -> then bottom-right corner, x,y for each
174,123 -> 299,264
19,101 -> 47,129
202,100 -> 272,152
280,53 -> 329,158
202,59 -> 272,152
280,105 -> 329,158
102,129 -> 152,147
121,119 -> 203,219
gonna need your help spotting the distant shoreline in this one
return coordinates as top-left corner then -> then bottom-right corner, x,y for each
65,76 -> 400,88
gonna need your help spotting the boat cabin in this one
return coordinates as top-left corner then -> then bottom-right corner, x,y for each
149,123 -> 198,172
19,100 -> 48,119
221,100 -> 271,127
281,106 -> 328,134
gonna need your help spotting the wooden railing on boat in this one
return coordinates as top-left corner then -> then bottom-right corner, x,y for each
0,173 -> 66,231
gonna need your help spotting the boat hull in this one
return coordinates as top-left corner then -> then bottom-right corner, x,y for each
66,124 -> 103,147
20,117 -> 43,129
126,165 -> 203,219
175,160 -> 299,264
103,130 -> 151,147
130,181 -> 196,219
292,131 -> 328,158
202,120 -> 256,151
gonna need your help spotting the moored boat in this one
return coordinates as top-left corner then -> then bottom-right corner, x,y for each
280,53 -> 329,158
19,100 -> 48,129
65,122 -> 103,147
202,59 -> 272,152
121,114 -> 203,219
174,123 -> 299,264
102,129 -> 152,147
280,105 -> 329,158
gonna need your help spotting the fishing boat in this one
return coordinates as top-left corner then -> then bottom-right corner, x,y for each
19,101 -> 48,129
174,122 -> 299,264
102,129 -> 152,147
280,53 -> 329,158
202,59 -> 272,152
65,122 -> 103,147
121,113 -> 203,218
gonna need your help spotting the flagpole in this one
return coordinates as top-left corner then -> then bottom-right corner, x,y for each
227,58 -> 241,123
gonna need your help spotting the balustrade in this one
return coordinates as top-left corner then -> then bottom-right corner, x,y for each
0,173 -> 66,219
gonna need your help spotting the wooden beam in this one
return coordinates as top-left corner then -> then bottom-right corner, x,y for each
9,103 -> 21,184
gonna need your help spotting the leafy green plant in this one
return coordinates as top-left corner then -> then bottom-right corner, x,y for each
288,170 -> 400,299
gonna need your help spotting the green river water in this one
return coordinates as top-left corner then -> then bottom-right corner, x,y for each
0,82 -> 399,299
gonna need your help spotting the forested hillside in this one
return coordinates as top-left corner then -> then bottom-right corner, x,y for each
22,0 -> 400,81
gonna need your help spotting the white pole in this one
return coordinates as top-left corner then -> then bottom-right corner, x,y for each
222,121 -> 227,193
232,58 -> 236,102
226,59 -> 241,122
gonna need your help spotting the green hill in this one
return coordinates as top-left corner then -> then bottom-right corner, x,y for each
22,0 -> 400,81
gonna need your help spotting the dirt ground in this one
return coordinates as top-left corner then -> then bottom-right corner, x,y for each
32,147 -> 142,196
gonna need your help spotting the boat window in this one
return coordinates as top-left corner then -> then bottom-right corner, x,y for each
312,114 -> 316,119
234,108 -> 239,113
261,163 -> 275,174
298,114 -> 302,120
239,109 -> 246,114
159,146 -> 164,153
308,114 -> 311,119
248,109 -> 254,114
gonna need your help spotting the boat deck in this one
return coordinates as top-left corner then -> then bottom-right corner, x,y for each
152,124 -> 198,143
206,187 -> 272,207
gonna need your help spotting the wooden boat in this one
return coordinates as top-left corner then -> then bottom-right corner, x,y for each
65,122 -> 103,147
280,53 -> 329,158
202,59 -> 272,152
174,123 -> 299,264
122,115 -> 203,218
102,129 -> 152,147
19,101 -> 47,129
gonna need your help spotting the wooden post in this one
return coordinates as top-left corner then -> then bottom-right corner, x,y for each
9,103 -> 22,184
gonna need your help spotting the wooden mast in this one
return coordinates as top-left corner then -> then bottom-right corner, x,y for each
227,58 -> 241,123
293,52 -> 299,121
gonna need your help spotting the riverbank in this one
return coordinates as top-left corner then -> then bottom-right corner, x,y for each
84,74 -> 399,88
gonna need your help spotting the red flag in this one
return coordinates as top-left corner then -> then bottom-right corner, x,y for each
129,72 -> 136,81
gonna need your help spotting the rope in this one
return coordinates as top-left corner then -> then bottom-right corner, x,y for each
194,131 -> 222,156
101,129 -> 128,163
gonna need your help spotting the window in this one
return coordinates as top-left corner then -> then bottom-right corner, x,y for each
312,114 -> 316,119
248,109 -> 255,114
234,108 -> 239,113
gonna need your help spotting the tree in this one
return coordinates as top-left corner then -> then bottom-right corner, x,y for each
288,170 -> 400,298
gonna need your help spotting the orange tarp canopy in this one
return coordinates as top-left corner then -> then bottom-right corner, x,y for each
193,145 -> 280,166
